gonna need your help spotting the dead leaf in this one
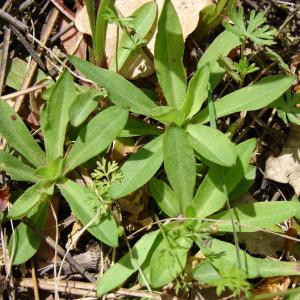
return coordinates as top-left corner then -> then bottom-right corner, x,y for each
75,5 -> 92,36
65,219 -> 82,251
105,0 -> 212,79
118,187 -> 152,230
265,125 -> 300,196
252,277 -> 290,300
59,17 -> 87,59
111,137 -> 138,162
239,231 -> 285,258
0,186 -> 10,212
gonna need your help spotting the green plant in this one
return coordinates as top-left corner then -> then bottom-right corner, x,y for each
0,71 -> 128,264
67,0 -> 299,296
223,6 -> 277,46
2,1 -> 299,298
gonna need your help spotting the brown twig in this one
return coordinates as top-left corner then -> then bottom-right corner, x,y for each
30,260 -> 40,300
49,0 -> 75,22
0,26 -> 11,95
1,0 -> 14,11
1,82 -> 50,101
10,25 -> 46,71
15,278 -> 184,299
13,7 -> 59,112
0,9 -> 28,32
50,21 -> 75,44
19,0 -> 35,12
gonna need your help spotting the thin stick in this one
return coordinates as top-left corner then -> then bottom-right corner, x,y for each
13,7 -> 59,112
0,8 -> 28,32
50,21 -> 75,43
16,278 -> 182,299
1,0 -> 14,11
49,0 -> 75,22
50,203 -> 59,300
19,0 -> 35,12
10,25 -> 46,71
1,82 -> 50,101
30,260 -> 40,300
0,27 -> 11,95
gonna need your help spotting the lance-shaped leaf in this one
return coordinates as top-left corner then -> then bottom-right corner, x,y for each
94,0 -> 115,65
9,201 -> 49,265
0,150 -> 38,182
182,64 -> 210,119
8,181 -> 54,220
69,56 -> 157,116
197,30 -> 241,89
43,71 -> 76,162
58,179 -> 118,247
97,230 -> 159,296
150,106 -> 185,126
154,0 -> 186,110
69,89 -> 101,127
163,126 -> 196,213
110,135 -> 163,199
190,139 -> 256,218
63,106 -> 128,174
110,1 -> 158,72
193,75 -> 295,124
193,239 -> 300,283
212,201 -> 300,232
119,119 -> 160,137
149,235 -> 192,288
0,100 -> 45,167
149,178 -> 181,217
187,124 -> 237,167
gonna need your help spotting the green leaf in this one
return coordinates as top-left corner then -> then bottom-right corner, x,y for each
193,239 -> 300,283
119,119 -> 160,137
110,1 -> 157,72
223,7 -> 277,46
63,106 -> 128,174
85,0 -> 95,37
193,75 -> 295,124
58,179 -> 118,247
197,30 -> 241,89
229,164 -> 256,200
8,181 -> 53,220
163,126 -> 196,213
42,71 -> 76,162
9,201 -> 49,265
97,230 -> 159,296
212,201 -> 300,232
69,89 -> 101,127
69,56 -> 157,116
94,0 -> 115,65
190,138 -> 256,218
0,150 -> 38,182
110,135 -> 163,199
149,230 -> 192,288
0,100 -> 46,167
194,0 -> 235,40
34,157 -> 63,181
182,64 -> 210,119
149,178 -> 181,217
186,124 -> 237,167
150,106 -> 185,126
154,0 -> 186,110
4,57 -> 48,90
